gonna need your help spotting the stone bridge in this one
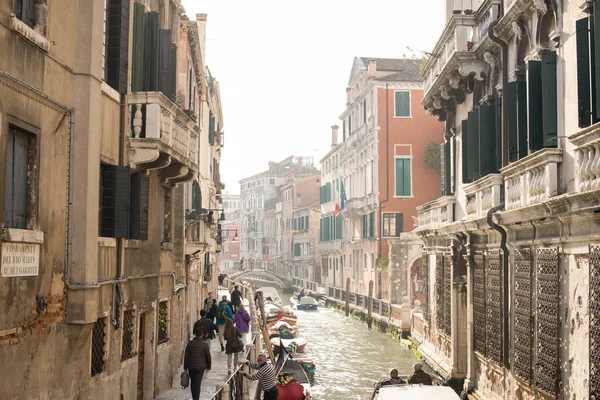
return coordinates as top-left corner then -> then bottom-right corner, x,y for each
227,269 -> 293,289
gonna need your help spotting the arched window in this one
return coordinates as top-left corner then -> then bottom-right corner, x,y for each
192,180 -> 201,210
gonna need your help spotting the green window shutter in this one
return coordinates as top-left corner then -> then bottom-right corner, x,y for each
445,140 -> 452,194
101,165 -> 131,238
577,17 -> 593,128
461,120 -> 469,183
4,127 -> 29,229
395,91 -> 411,117
191,181 -> 201,210
527,61 -> 543,152
440,142 -> 446,196
293,219 -> 297,230
541,51 -> 558,147
326,182 -> 332,202
131,3 -> 145,92
170,44 -> 177,101
594,7 -> 600,120
395,158 -> 412,196
478,104 -> 498,176
130,172 -> 149,240
143,12 -> 160,91
158,30 -> 173,99
369,212 -> 375,237
305,216 -> 309,230
342,120 -> 346,141
395,213 -> 403,236
466,110 -> 480,182
106,0 -> 130,94
362,215 -> 367,238
320,218 -> 323,241
517,81 -> 528,159
337,215 -> 343,239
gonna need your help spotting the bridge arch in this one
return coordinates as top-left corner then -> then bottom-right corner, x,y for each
229,270 -> 291,288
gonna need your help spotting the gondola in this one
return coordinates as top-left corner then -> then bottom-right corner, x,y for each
273,340 -> 311,400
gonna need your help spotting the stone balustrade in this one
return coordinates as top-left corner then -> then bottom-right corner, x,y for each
464,174 -> 503,219
319,240 -> 342,252
570,123 -> 600,192
128,92 -> 199,182
500,148 -> 563,211
416,196 -> 456,230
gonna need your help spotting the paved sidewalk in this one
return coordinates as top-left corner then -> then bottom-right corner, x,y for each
155,333 -> 255,400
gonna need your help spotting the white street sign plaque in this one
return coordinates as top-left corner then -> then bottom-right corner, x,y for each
1,242 -> 40,277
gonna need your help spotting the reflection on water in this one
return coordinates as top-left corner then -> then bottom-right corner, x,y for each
288,299 -> 422,399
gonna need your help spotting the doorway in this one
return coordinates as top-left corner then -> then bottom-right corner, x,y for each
137,313 -> 145,400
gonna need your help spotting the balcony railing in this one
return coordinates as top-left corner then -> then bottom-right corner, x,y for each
570,123 -> 600,192
416,196 -> 456,230
129,92 -> 199,182
500,148 -> 563,211
185,218 -> 209,251
319,240 -> 342,252
463,174 -> 502,220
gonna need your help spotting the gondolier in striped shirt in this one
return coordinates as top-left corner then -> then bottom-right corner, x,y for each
239,354 -> 278,399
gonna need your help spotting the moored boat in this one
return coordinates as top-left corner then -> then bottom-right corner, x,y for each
270,336 -> 308,353
372,384 -> 460,400
274,340 -> 311,399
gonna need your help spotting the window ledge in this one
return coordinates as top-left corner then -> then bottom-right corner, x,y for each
161,242 -> 174,251
1,228 -> 44,243
124,239 -> 141,249
98,237 -> 116,248
101,82 -> 120,103
9,15 -> 49,52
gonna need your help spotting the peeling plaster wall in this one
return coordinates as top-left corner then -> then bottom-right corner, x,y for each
388,232 -> 424,304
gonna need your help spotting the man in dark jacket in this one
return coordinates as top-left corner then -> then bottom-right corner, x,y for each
408,363 -> 433,385
231,285 -> 243,313
193,309 -> 217,339
184,331 -> 212,400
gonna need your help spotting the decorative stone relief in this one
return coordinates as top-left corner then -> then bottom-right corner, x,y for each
533,0 -> 548,14
458,60 -> 486,81
512,21 -> 523,40
483,52 -> 500,95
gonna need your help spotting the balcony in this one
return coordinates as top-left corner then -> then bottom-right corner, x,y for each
346,197 -> 366,212
463,174 -> 502,220
416,196 -> 456,231
319,240 -> 342,252
129,92 -> 199,184
571,123 -> 600,193
185,218 -> 209,254
500,148 -> 562,211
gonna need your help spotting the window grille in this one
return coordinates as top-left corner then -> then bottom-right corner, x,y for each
91,318 -> 107,376
535,247 -> 560,396
590,245 -> 600,399
443,255 -> 452,336
121,310 -> 135,361
157,301 -> 169,344
513,248 -> 533,383
435,255 -> 445,334
486,250 -> 503,365
472,253 -> 486,356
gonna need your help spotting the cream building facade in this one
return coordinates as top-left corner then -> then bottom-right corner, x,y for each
0,2 -> 222,399
409,0 -> 600,399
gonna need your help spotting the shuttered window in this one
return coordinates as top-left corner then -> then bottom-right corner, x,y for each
144,12 -> 160,91
159,29 -> 173,99
440,142 -> 446,196
369,212 -> 375,238
16,0 -> 35,29
100,165 -> 131,238
131,2 -> 145,92
527,61 -> 543,152
305,216 -> 309,230
382,213 -> 403,237
394,158 -> 412,197
461,120 -> 469,184
209,112 -> 215,145
129,172 -> 149,240
541,51 -> 558,148
478,104 -> 498,176
394,91 -> 411,117
106,0 -> 130,94
191,181 -> 201,210
4,127 -> 32,229
362,215 -> 368,238
335,215 -> 343,239
577,17 -> 596,128
466,110 -> 480,182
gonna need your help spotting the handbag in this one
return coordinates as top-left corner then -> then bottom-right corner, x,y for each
231,335 -> 245,353
180,370 -> 190,389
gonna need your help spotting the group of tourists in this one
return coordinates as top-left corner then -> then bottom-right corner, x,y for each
374,363 -> 433,389
183,285 -> 257,400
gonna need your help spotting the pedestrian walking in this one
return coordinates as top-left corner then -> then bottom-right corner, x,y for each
230,285 -> 243,313
184,329 -> 212,400
203,291 -> 214,312
206,299 -> 218,323
193,309 -> 217,339
224,318 -> 244,374
216,295 -> 233,351
238,354 -> 278,399
408,363 -> 433,385
232,303 -> 251,342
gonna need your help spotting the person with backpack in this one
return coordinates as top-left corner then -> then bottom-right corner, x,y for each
216,295 -> 233,351
224,318 -> 244,374
232,304 -> 251,343
193,309 -> 217,340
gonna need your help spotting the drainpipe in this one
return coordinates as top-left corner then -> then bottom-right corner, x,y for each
487,0 -> 510,372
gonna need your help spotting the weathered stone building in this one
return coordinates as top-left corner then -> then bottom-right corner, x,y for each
408,0 -> 600,398
0,2 -> 222,399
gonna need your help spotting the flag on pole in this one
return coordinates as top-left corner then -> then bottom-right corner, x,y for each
340,182 -> 347,212
335,204 -> 341,216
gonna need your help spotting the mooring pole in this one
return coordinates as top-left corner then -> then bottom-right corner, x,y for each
345,278 -> 351,316
367,280 -> 374,329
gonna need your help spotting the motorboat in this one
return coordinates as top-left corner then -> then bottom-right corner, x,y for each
291,296 -> 318,311
372,384 -> 460,400
257,286 -> 282,305
274,340 -> 311,399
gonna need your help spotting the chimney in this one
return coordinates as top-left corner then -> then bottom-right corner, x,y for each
196,14 -> 207,63
331,125 -> 339,148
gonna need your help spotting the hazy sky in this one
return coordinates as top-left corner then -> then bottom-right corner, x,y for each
182,0 -> 446,194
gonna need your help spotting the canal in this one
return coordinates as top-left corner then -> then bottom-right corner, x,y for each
283,295 -> 424,399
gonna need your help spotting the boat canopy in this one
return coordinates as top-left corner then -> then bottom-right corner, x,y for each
375,385 -> 460,400
299,296 -> 318,306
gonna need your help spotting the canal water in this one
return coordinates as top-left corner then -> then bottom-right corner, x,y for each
284,296 -> 424,399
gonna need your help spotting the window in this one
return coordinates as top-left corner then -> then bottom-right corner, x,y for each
121,310 -> 135,361
157,300 -> 169,344
269,178 -> 275,184
102,0 -> 108,81
91,317 -> 107,376
105,0 -> 130,94
4,126 -> 35,229
16,0 -> 35,29
394,158 -> 412,197
382,213 -> 403,237
394,91 -> 411,118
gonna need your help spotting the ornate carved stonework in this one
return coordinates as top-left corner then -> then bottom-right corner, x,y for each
483,52 -> 500,94
533,0 -> 548,14
458,60 -> 487,81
